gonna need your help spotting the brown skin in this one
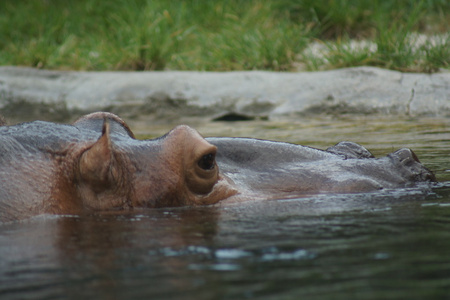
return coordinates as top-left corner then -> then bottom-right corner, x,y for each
54,118 -> 237,215
0,112 -> 237,221
0,112 -> 435,221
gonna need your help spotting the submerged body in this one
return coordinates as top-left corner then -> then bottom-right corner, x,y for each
0,112 -> 435,221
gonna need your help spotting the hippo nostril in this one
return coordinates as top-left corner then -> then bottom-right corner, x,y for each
198,153 -> 215,170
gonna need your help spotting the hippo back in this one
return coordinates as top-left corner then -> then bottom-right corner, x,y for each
0,121 -> 87,153
0,121 -> 111,221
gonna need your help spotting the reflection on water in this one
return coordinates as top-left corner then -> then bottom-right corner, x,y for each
1,117 -> 450,299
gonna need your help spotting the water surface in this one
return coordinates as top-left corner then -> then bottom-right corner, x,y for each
1,116 -> 450,299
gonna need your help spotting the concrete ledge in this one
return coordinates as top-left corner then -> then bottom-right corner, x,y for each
0,66 -> 449,121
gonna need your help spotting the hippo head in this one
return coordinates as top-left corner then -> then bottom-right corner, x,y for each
70,113 -> 237,211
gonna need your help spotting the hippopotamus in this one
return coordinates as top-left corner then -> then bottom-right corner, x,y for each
0,112 -> 435,221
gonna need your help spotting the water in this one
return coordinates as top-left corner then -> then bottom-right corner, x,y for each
1,116 -> 450,300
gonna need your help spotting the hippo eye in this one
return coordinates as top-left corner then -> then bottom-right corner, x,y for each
198,153 -> 215,170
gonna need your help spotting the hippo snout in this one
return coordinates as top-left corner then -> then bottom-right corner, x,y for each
389,148 -> 436,182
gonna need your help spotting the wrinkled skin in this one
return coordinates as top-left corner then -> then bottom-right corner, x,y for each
0,112 -> 435,221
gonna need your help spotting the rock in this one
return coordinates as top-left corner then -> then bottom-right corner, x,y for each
0,66 -> 449,122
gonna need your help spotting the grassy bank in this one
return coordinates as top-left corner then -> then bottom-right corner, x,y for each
0,0 -> 448,72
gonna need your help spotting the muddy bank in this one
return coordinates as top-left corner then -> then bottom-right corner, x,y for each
0,66 -> 449,122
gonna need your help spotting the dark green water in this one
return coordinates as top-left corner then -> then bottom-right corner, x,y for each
1,117 -> 450,299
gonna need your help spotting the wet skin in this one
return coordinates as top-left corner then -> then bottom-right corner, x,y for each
0,112 -> 435,221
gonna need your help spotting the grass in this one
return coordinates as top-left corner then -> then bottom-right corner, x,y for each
0,0 -> 448,72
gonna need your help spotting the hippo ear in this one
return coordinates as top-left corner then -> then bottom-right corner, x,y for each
73,112 -> 135,138
79,119 -> 115,189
